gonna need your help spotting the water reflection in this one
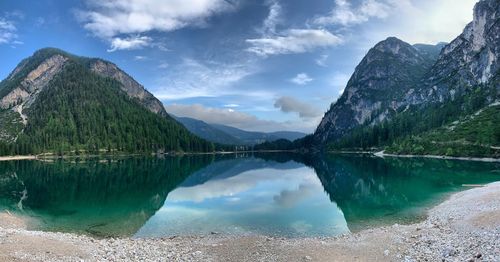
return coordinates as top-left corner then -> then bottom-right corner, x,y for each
0,154 -> 498,237
0,156 -> 215,237
136,157 -> 349,237
305,154 -> 500,230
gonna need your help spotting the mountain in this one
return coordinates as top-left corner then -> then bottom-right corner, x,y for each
175,116 -> 307,145
386,103 -> 500,157
0,48 -> 215,155
268,131 -> 308,141
313,0 -> 499,157
314,37 -> 443,143
173,116 -> 243,146
412,42 -> 447,60
410,0 -> 500,105
210,123 -> 306,145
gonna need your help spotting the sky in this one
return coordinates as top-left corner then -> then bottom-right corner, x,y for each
0,0 -> 478,133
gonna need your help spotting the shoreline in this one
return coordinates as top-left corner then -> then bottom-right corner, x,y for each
1,149 -> 499,163
0,155 -> 37,162
373,150 -> 500,162
0,150 -> 296,162
1,182 -> 499,261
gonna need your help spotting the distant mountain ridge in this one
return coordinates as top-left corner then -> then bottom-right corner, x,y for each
173,116 -> 243,146
174,116 -> 307,145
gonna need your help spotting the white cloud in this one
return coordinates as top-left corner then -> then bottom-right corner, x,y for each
35,17 -> 46,27
313,0 -> 477,45
0,17 -> 18,45
223,104 -> 240,108
315,54 -> 329,67
164,103 -> 317,132
262,0 -> 282,34
274,183 -> 319,208
290,73 -> 313,85
158,62 -> 169,69
77,0 -> 238,50
153,58 -> 257,100
379,0 -> 477,44
134,55 -> 148,61
0,18 -> 16,31
78,0 -> 237,38
107,35 -> 152,52
4,11 -> 24,20
314,0 -> 391,26
246,29 -> 343,56
274,96 -> 321,119
169,166 -> 315,203
166,103 -> 282,131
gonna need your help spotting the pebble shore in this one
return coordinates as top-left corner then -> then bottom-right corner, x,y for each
1,182 -> 499,261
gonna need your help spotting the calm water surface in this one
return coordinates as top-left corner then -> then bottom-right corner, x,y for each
0,153 -> 498,238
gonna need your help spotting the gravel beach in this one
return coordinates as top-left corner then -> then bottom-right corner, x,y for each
1,182 -> 499,262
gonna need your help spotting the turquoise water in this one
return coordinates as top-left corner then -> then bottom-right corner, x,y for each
0,153 -> 498,238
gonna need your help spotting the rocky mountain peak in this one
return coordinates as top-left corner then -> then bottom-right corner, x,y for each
314,0 -> 499,148
359,37 -> 423,68
0,48 -> 173,145
1,48 -> 169,118
372,37 -> 420,57
314,37 -> 440,144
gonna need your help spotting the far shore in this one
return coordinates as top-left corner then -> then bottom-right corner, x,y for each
0,150 -> 499,163
373,150 -> 500,163
0,150 -> 295,162
0,155 -> 37,162
1,182 -> 499,261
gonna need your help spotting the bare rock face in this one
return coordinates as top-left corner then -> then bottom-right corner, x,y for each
0,55 -> 67,110
410,0 -> 500,104
91,60 -> 168,117
314,38 -> 440,143
314,0 -> 499,146
0,54 -> 68,139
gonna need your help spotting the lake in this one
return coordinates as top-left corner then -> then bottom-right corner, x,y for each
0,153 -> 498,238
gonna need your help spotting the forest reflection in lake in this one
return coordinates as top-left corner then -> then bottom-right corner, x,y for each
0,153 -> 498,237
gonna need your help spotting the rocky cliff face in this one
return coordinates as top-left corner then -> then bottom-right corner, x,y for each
314,38 -> 441,143
90,60 -> 168,117
408,0 -> 500,104
314,0 -> 499,145
0,55 -> 67,111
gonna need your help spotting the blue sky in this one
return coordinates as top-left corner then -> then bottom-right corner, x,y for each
0,0 -> 477,132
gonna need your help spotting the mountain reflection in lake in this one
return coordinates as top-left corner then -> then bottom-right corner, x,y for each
0,154 -> 498,238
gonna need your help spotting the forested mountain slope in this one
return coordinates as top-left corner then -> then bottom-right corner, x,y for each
0,48 -> 216,155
